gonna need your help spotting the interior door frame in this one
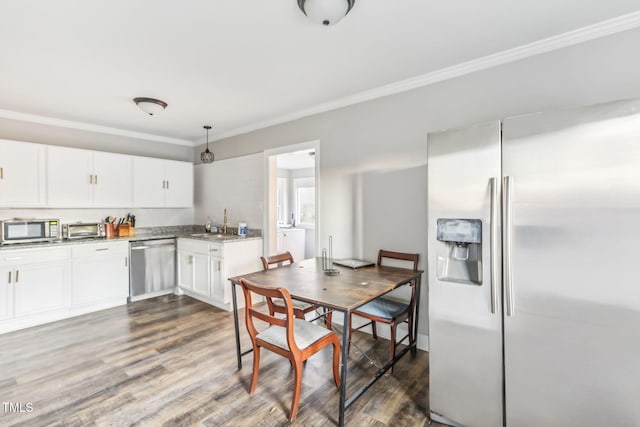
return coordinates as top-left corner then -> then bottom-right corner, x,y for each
263,140 -> 320,259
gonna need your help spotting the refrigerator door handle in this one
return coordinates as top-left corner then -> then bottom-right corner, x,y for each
490,177 -> 499,315
503,175 -> 515,316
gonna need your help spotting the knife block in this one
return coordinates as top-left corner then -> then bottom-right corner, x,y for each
117,224 -> 131,237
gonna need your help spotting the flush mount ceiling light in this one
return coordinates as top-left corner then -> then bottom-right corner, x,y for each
297,0 -> 356,26
133,97 -> 167,115
201,125 -> 214,163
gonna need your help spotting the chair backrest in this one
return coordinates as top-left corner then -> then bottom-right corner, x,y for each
239,278 -> 300,353
377,250 -> 419,271
260,251 -> 294,271
377,250 -> 420,309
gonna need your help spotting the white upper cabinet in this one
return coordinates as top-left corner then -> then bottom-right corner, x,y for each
47,146 -> 132,207
0,139 -> 45,206
1,139 -> 192,209
132,156 -> 193,208
92,151 -> 133,206
164,160 -> 193,208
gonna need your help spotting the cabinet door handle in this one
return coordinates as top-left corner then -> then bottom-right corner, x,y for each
89,174 -> 93,184
218,260 -> 221,270
188,255 -> 193,264
0,167 -> 4,180
210,248 -> 219,252
166,180 -> 169,190
8,271 -> 11,284
162,180 -> 166,189
125,257 -> 128,267
95,174 -> 98,185
15,270 -> 19,283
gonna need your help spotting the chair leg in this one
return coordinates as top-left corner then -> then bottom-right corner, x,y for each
250,346 -> 260,393
371,321 -> 378,339
325,309 -> 332,330
331,338 -> 341,388
289,358 -> 303,421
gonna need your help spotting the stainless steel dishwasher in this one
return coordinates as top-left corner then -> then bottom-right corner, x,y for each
129,238 -> 176,301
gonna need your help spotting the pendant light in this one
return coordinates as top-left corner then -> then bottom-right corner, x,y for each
201,125 -> 214,163
297,0 -> 356,26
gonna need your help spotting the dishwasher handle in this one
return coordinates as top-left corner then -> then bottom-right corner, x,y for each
131,243 -> 175,250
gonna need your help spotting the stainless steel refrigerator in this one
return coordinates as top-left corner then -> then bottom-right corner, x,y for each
427,98 -> 640,427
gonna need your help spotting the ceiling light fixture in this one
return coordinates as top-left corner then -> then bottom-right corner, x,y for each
297,0 -> 355,26
201,125 -> 214,163
133,97 -> 168,115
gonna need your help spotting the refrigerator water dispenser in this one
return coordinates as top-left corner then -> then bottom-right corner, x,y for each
435,218 -> 482,285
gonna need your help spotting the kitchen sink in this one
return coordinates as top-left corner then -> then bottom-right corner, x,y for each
190,233 -> 225,239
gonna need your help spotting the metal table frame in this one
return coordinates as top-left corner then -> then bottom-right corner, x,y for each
229,263 -> 422,427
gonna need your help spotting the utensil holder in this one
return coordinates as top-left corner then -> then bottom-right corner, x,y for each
105,223 -> 115,239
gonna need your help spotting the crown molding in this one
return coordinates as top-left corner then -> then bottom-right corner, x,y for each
0,109 -> 194,146
212,11 -> 640,142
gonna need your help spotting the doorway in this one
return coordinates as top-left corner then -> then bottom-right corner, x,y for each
264,141 -> 319,261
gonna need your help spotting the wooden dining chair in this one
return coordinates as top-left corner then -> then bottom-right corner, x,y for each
238,278 -> 341,421
260,252 -> 318,321
350,250 -> 419,373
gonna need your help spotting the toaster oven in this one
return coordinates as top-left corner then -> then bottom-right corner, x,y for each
62,222 -> 105,240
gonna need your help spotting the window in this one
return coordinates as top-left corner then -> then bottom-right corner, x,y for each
277,177 -> 288,224
294,177 -> 315,226
297,187 -> 315,225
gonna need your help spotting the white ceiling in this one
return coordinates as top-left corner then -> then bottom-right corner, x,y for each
1,1 -> 639,146
277,149 -> 315,170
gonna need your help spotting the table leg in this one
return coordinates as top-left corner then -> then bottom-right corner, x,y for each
338,309 -> 350,427
231,282 -> 242,370
412,275 -> 422,356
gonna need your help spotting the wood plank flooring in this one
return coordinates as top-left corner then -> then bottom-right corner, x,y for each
0,295 -> 443,426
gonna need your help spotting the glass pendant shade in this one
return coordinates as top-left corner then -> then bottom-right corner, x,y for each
298,0 -> 355,26
201,125 -> 214,163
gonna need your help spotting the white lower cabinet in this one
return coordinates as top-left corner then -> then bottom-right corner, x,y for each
177,240 -> 210,298
71,241 -> 129,307
0,241 -> 129,334
13,259 -> 67,317
0,268 -> 10,321
177,238 -> 262,311
277,228 -> 306,261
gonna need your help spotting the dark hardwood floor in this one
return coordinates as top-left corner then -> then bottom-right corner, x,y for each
0,295 -> 441,426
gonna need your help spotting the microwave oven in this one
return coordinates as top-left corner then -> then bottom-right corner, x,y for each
0,219 -> 60,245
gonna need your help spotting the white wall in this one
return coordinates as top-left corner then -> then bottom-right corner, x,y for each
193,153 -> 263,230
194,27 -> 640,345
0,118 -> 193,161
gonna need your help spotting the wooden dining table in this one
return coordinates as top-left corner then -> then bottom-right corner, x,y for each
228,257 -> 423,426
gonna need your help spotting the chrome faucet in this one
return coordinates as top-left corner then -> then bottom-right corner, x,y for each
222,208 -> 228,234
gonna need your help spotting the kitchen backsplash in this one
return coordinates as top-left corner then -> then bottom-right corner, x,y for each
0,208 -> 194,227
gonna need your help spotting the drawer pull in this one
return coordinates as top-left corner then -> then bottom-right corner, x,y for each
95,248 -> 109,252
8,271 -> 11,284
210,248 -> 219,252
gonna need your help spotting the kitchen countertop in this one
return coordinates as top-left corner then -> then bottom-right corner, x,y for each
0,227 -> 262,251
